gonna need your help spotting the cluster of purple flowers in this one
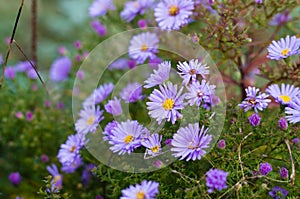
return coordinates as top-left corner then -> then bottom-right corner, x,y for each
3,60 -> 40,80
239,83 -> 300,126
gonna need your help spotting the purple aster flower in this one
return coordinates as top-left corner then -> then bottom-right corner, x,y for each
270,11 -> 291,26
292,137 -> 299,144
120,82 -> 144,103
49,57 -> 72,82
142,133 -> 162,156
120,0 -> 155,22
8,172 -> 21,186
103,120 -> 119,141
171,123 -> 212,161
15,111 -> 24,119
47,164 -> 63,192
83,83 -> 114,106
57,102 -> 64,109
238,87 -> 271,112
217,139 -> 226,149
109,120 -> 149,155
57,134 -> 86,166
75,106 -> 104,135
58,46 -> 67,55
147,82 -> 185,124
74,41 -> 82,49
91,20 -> 107,36
148,57 -> 162,69
144,61 -> 171,88
164,138 -> 172,146
44,100 -> 51,108
4,66 -> 16,79
128,32 -> 159,64
269,186 -> 288,199
255,0 -> 263,3
248,113 -> 261,126
278,117 -> 288,130
120,180 -> 159,199
61,155 -> 83,174
285,97 -> 300,124
185,79 -> 216,106
206,168 -> 229,193
88,0 -> 115,18
104,97 -> 122,116
259,162 -> 272,175
266,84 -> 300,105
41,154 -> 49,163
153,160 -> 163,168
26,111 -> 33,121
14,61 -> 31,72
177,59 -> 209,85
75,54 -> 82,62
138,19 -> 147,29
76,70 -> 85,80
26,68 -> 38,79
108,58 -> 129,70
267,35 -> 300,60
280,167 -> 288,179
81,164 -> 96,186
154,0 -> 194,31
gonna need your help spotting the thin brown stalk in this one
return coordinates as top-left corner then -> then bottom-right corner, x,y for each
0,0 -> 24,89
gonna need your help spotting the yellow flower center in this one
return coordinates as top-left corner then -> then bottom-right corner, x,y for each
281,48 -> 290,56
136,191 -> 145,199
189,69 -> 196,75
69,145 -> 76,153
151,145 -> 160,153
53,175 -> 61,183
169,5 -> 179,16
124,135 -> 134,144
162,98 -> 175,110
248,97 -> 257,105
87,116 -> 95,125
279,95 -> 291,103
141,44 -> 148,51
